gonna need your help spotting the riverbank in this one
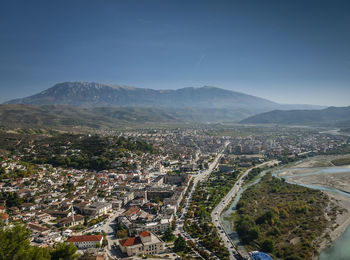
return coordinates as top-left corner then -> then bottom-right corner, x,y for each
275,155 -> 350,257
231,172 -> 335,259
318,193 -> 350,255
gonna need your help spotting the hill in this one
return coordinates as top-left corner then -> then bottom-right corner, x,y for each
0,104 -> 182,130
240,106 -> 350,127
0,104 -> 256,130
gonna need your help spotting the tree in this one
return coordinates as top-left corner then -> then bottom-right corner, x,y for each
0,223 -> 32,260
27,247 -> 51,260
174,236 -> 189,252
260,239 -> 274,253
117,229 -> 128,238
50,243 -> 79,260
161,228 -> 175,242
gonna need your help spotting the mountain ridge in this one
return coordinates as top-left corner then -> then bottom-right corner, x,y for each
4,81 -> 322,111
240,106 -> 350,127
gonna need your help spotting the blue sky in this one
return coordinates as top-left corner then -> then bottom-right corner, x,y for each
0,0 -> 349,106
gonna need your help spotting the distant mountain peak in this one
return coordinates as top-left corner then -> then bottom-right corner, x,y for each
4,81 -> 323,112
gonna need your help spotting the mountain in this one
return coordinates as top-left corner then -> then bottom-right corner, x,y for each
240,106 -> 350,127
4,82 -> 281,112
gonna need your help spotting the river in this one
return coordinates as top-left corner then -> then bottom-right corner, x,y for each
220,165 -> 350,260
220,170 -> 269,255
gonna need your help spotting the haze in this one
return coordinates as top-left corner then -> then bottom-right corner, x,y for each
0,0 -> 349,106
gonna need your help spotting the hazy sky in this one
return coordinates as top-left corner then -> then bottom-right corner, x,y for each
0,0 -> 349,106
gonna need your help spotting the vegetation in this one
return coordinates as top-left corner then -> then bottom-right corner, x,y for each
14,133 -> 156,170
161,228 -> 176,242
234,173 -> 341,259
242,167 -> 262,185
0,223 -> 79,260
184,171 -> 239,259
173,236 -> 190,253
331,157 -> 350,166
0,192 -> 33,208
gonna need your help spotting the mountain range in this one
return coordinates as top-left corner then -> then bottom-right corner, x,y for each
4,82 -> 322,112
240,106 -> 350,127
3,81 -> 348,129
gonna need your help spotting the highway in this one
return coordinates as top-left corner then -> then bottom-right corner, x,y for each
211,160 -> 280,260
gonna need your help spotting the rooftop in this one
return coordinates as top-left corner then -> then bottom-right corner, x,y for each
67,235 -> 103,243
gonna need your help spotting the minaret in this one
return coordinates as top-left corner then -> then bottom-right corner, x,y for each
71,203 -> 75,226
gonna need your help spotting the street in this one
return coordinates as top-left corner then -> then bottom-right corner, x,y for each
211,160 -> 280,260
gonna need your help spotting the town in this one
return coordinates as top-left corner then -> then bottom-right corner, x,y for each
0,126 -> 349,260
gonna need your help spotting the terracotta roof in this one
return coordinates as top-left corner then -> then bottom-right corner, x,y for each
139,230 -> 151,237
67,235 -> 103,243
0,214 -> 9,219
58,214 -> 84,225
28,223 -> 49,232
0,206 -> 5,210
119,237 -> 142,247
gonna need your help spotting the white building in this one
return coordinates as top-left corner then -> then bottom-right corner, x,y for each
67,235 -> 103,249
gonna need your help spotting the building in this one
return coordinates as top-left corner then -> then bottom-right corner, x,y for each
119,230 -> 165,257
84,202 -> 112,217
67,235 -> 103,249
57,214 -> 85,227
0,214 -> 9,225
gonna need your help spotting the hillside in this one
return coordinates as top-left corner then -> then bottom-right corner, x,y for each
0,104 -> 182,130
240,106 -> 350,127
0,104 -> 256,130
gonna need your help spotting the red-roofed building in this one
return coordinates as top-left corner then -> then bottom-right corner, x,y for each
118,231 -> 164,256
67,235 -> 103,249
139,230 -> 150,238
0,214 -> 9,225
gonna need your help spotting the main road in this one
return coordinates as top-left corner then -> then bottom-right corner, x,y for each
175,141 -> 230,259
211,160 -> 280,260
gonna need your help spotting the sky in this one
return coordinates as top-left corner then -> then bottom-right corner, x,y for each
0,0 -> 349,106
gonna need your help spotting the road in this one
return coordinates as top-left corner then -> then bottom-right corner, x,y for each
174,141 -> 230,259
211,160 -> 280,260
80,209 -> 125,259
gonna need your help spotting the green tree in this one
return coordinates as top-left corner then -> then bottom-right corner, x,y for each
50,243 -> 79,260
260,239 -> 274,253
0,223 -> 32,260
161,228 -> 175,242
27,247 -> 51,260
174,236 -> 189,252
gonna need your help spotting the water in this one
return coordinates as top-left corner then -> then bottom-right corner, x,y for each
220,170 -> 268,254
273,167 -> 350,260
319,226 -> 350,260
221,165 -> 350,260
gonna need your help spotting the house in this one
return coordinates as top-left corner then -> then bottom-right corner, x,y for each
67,235 -> 103,249
20,203 -> 36,211
0,214 -> 9,225
28,223 -> 50,235
57,214 -> 85,227
119,231 -> 165,257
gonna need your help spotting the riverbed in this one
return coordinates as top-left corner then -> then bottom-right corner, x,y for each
220,158 -> 350,260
